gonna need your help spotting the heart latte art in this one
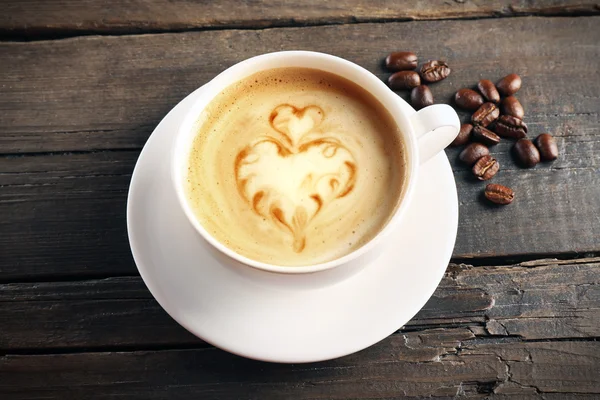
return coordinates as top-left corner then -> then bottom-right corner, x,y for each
235,104 -> 357,253
185,68 -> 407,266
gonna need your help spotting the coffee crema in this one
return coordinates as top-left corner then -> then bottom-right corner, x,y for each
185,68 -> 407,266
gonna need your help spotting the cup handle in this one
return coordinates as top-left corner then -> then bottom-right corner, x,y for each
410,104 -> 460,164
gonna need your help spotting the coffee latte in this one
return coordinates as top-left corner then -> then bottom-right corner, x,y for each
185,68 -> 407,266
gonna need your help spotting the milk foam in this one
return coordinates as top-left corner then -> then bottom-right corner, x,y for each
186,68 -> 406,266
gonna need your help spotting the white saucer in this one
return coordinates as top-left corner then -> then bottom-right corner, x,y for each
127,85 -> 459,363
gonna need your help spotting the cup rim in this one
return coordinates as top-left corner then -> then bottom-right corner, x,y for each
171,51 -> 419,274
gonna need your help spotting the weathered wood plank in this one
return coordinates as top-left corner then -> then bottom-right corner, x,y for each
0,277 -> 202,349
1,17 -> 598,153
1,0 -> 598,36
1,332 -> 598,399
0,151 -> 137,279
444,260 -> 600,339
1,258 -> 597,350
1,17 -> 599,278
2,141 -> 599,278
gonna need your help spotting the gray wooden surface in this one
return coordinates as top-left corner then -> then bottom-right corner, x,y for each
1,1 -> 598,37
2,258 -> 598,350
2,17 -> 599,281
2,258 -> 599,397
1,2 -> 599,398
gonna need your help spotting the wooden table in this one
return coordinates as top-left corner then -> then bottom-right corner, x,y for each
1,1 -> 599,398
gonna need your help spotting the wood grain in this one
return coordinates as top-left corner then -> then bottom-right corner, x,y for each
1,17 -> 599,279
1,335 -> 598,398
2,258 -> 598,350
1,5 -> 599,397
2,17 -> 599,153
1,0 -> 598,38
0,151 -> 136,279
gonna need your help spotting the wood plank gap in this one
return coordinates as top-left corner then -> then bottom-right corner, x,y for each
0,342 -> 213,357
2,10 -> 599,43
451,252 -> 600,267
2,255 -> 599,285
0,272 -> 140,285
0,148 -> 140,159
2,332 -> 597,358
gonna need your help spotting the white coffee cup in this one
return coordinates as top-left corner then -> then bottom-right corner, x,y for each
172,51 -> 459,275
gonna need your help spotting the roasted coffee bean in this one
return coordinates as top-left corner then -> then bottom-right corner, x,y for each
459,142 -> 489,165
477,79 -> 500,103
450,124 -> 473,147
513,139 -> 540,167
494,115 -> 528,139
535,133 -> 559,161
472,125 -> 501,146
410,85 -> 434,110
420,60 -> 451,83
388,71 -> 421,90
454,89 -> 484,110
385,52 -> 418,71
485,184 -> 514,205
501,96 -> 524,119
472,102 -> 500,127
496,73 -> 522,96
472,155 -> 499,180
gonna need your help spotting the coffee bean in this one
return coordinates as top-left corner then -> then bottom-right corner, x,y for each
388,71 -> 421,90
472,155 -> 499,180
420,60 -> 451,83
385,52 -> 418,71
459,142 -> 489,165
472,102 -> 500,127
472,125 -> 501,146
501,96 -> 524,119
513,139 -> 540,167
410,85 -> 434,110
496,73 -> 522,96
494,115 -> 528,139
477,79 -> 500,103
485,184 -> 515,205
454,89 -> 484,110
450,124 -> 473,147
535,133 -> 559,161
